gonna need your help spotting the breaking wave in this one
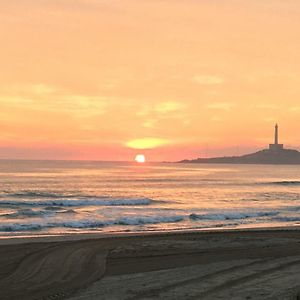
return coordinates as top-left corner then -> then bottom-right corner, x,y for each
1,191 -> 86,199
1,208 -> 76,219
0,198 -> 153,207
242,192 -> 300,201
264,181 -> 300,186
0,224 -> 45,232
189,211 -> 279,221
2,209 -> 51,218
1,208 -> 298,232
0,215 -> 185,232
272,216 -> 300,222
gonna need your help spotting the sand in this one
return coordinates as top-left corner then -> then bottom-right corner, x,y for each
0,228 -> 300,300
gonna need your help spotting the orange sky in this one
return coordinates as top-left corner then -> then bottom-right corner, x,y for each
1,0 -> 300,161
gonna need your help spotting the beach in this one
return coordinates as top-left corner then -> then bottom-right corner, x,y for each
2,0 -> 300,298
1,228 -> 300,300
1,161 -> 300,299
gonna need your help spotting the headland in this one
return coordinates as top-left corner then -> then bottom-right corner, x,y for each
180,124 -> 300,164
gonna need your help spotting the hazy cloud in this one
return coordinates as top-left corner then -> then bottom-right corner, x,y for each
290,106 -> 300,112
137,101 -> 186,117
192,75 -> 224,85
253,103 -> 280,110
210,116 -> 223,122
154,101 -> 186,113
143,119 -> 158,128
263,117 -> 276,122
126,137 -> 171,149
206,102 -> 234,111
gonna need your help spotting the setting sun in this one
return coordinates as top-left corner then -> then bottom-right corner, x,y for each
1,1 -> 300,298
135,154 -> 146,163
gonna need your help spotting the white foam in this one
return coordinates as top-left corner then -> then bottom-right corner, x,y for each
0,198 -> 153,207
0,214 -> 185,232
273,216 -> 300,222
4,209 -> 52,218
269,181 -> 300,186
115,215 -> 184,225
189,211 -> 279,221
0,223 -> 44,232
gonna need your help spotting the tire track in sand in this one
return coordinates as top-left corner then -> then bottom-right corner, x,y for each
0,240 -> 108,300
125,256 -> 300,300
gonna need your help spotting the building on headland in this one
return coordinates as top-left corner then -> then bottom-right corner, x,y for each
180,124 -> 300,164
269,124 -> 283,152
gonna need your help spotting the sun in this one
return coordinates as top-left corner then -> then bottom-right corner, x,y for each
135,154 -> 146,163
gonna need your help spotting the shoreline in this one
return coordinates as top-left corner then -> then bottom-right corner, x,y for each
1,224 -> 300,245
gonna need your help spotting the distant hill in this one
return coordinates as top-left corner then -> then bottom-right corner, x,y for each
180,148 -> 300,165
180,125 -> 300,164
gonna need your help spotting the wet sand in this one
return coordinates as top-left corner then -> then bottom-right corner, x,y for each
1,228 -> 300,299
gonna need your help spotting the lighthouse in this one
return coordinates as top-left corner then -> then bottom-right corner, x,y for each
274,123 -> 278,145
269,124 -> 284,151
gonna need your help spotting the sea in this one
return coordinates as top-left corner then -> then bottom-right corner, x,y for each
0,160 -> 300,238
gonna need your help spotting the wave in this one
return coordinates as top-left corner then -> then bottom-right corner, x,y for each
0,223 -> 45,231
1,209 -> 298,232
115,215 -> 184,225
286,206 -> 300,212
189,211 -> 279,221
272,216 -> 300,222
265,181 -> 300,186
0,198 -> 153,207
1,208 -> 77,219
1,191 -> 85,199
0,215 -> 185,232
2,209 -> 51,218
241,192 -> 300,202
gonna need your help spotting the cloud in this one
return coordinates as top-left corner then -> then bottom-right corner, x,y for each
290,106 -> 300,112
210,116 -> 223,122
60,95 -> 108,116
253,103 -> 280,110
0,96 -> 36,106
154,101 -> 186,113
137,101 -> 186,117
192,75 -> 224,85
143,119 -> 157,128
182,119 -> 191,126
31,84 -> 57,95
126,138 -> 171,149
263,117 -> 276,122
206,102 -> 234,111
0,83 -> 115,117
136,105 -> 150,117
0,94 -> 108,117
2,83 -> 57,96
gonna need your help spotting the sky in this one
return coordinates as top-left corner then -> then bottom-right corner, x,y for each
1,0 -> 300,161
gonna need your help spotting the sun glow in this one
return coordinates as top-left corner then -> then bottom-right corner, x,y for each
126,138 -> 170,150
135,154 -> 146,163
1,1 -> 300,162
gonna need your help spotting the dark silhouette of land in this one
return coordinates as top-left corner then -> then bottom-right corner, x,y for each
180,124 -> 300,164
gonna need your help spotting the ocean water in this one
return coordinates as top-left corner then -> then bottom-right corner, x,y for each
0,160 -> 300,237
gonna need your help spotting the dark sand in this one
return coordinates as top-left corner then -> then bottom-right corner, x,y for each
1,228 -> 300,299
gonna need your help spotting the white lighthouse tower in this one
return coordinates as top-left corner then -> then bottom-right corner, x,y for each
269,124 -> 284,151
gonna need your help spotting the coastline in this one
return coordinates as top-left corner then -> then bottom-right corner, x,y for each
1,227 -> 300,299
1,224 -> 300,245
